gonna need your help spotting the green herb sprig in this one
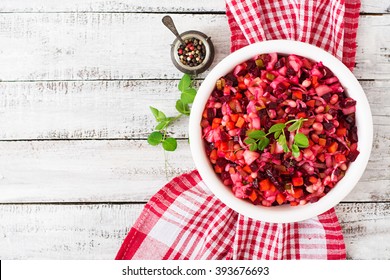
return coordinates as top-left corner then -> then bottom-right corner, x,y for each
147,74 -> 196,152
244,118 -> 309,157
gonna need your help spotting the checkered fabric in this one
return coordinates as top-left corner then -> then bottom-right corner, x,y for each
116,0 -> 361,260
226,0 -> 360,70
116,172 -> 345,260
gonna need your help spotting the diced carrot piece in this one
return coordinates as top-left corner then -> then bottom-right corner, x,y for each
309,176 -> 318,184
318,153 -> 325,162
246,176 -> 254,183
229,167 -> 236,174
269,184 -> 276,192
259,178 -> 273,191
235,117 -> 245,128
290,201 -> 299,206
306,100 -> 316,108
230,113 -> 239,122
292,188 -> 304,198
235,92 -> 243,99
220,142 -> 228,152
276,193 -> 286,205
296,112 -> 307,119
226,121 -> 235,130
213,117 -> 221,124
312,75 -> 319,87
327,142 -> 338,153
292,91 -> 303,99
243,165 -> 252,174
334,154 -> 346,163
238,82 -> 247,90
225,152 -> 236,161
292,177 -> 304,186
214,165 -> 223,173
212,118 -> 221,129
318,138 -> 327,147
336,128 -> 347,137
209,149 -> 218,163
248,190 -> 257,202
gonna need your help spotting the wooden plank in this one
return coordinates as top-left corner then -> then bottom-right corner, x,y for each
0,140 -> 194,203
360,1 -> 390,14
0,204 -> 144,259
0,80 -> 189,140
0,14 -> 388,81
0,80 -> 388,140
336,203 -> 390,259
0,139 -> 388,203
0,0 -> 224,13
0,0 -> 387,14
0,202 -> 388,259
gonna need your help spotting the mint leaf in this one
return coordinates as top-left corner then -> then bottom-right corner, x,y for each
150,106 -> 159,120
181,88 -> 196,104
274,130 -> 282,139
292,144 -> 300,158
249,142 -> 257,151
287,120 -> 301,132
162,137 -> 177,151
157,111 -> 167,121
277,134 -> 289,152
294,133 -> 309,148
149,106 -> 167,122
155,120 -> 170,130
244,138 -> 256,145
175,100 -> 190,116
269,123 -> 286,133
277,134 -> 286,146
258,137 -> 270,151
178,74 -> 191,91
147,131 -> 163,146
248,130 -> 266,139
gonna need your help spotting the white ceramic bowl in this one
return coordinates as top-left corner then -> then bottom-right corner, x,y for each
189,40 -> 373,223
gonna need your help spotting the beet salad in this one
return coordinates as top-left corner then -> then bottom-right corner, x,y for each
201,53 -> 359,207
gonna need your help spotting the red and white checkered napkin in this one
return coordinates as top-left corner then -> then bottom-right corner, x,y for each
226,0 -> 360,70
116,0 -> 361,260
116,172 -> 345,260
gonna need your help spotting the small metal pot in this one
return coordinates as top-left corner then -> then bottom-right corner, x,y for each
170,30 -> 215,75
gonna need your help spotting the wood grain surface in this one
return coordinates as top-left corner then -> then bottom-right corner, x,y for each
0,80 -> 388,140
0,0 -> 389,259
0,203 -> 388,259
0,0 -> 388,13
0,14 -> 389,81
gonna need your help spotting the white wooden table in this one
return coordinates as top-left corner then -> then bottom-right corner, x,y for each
0,0 -> 389,259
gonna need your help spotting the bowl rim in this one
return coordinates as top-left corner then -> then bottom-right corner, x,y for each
189,40 -> 373,223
